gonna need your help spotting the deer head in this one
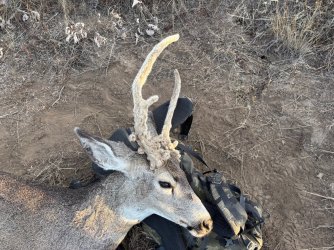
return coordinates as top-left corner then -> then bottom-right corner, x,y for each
75,34 -> 212,238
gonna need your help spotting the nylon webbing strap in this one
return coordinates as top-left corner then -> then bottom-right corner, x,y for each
177,143 -> 211,170
177,142 -> 249,237
209,178 -> 247,236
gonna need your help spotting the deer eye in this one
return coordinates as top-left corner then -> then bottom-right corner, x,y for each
159,181 -> 172,189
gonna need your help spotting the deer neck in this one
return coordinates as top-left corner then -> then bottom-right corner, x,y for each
72,172 -> 145,245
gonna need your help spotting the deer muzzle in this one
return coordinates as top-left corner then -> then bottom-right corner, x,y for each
187,218 -> 213,238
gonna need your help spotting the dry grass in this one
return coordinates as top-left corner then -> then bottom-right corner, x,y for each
0,1 -> 132,84
1,0 -> 332,80
231,0 -> 334,70
0,0 -> 220,98
27,152 -> 89,186
121,224 -> 157,250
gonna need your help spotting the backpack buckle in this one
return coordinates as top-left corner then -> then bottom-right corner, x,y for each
207,172 -> 223,185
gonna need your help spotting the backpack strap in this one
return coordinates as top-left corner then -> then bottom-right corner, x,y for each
177,143 -> 249,237
207,172 -> 248,236
177,143 -> 210,170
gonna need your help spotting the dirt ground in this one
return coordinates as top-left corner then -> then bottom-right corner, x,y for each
0,1 -> 333,249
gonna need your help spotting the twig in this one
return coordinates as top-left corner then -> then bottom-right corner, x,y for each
280,125 -> 312,130
300,246 -> 334,250
304,191 -> 334,201
74,92 -> 78,117
305,225 -> 334,230
34,164 -> 52,179
45,12 -> 59,24
0,111 -> 18,119
318,149 -> 334,155
59,167 -> 76,170
16,121 -> 20,146
227,13 -> 271,21
52,86 -> 65,106
94,114 -> 103,137
240,154 -> 247,186
105,39 -> 116,75
222,105 -> 251,138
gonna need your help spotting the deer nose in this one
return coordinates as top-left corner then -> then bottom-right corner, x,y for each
200,218 -> 213,232
187,218 -> 213,237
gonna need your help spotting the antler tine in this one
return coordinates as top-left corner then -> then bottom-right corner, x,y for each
161,69 -> 181,149
132,34 -> 179,140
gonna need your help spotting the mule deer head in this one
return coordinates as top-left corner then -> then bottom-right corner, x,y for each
74,34 -> 212,239
0,35 -> 212,250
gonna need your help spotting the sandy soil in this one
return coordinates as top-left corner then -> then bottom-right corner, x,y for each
0,3 -> 333,249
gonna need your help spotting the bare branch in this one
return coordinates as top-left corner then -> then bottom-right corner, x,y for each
304,191 -> 334,201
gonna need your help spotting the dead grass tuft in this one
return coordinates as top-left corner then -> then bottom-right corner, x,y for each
0,0 -> 132,88
121,224 -> 157,250
231,0 -> 334,70
27,152 -> 90,186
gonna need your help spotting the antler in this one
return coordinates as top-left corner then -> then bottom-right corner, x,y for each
131,34 -> 181,169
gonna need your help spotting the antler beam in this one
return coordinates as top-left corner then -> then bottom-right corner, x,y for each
131,34 -> 181,169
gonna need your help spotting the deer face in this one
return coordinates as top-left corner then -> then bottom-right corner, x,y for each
75,128 -> 212,238
145,161 -> 213,237
75,34 -> 213,239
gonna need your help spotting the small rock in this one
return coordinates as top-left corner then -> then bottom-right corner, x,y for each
146,29 -> 155,36
30,10 -> 40,22
316,173 -> 324,179
132,0 -> 142,8
148,24 -> 159,31
22,13 -> 29,22
330,183 -> 334,194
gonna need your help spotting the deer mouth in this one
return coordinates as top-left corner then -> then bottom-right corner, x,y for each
180,219 -> 213,238
187,224 -> 212,238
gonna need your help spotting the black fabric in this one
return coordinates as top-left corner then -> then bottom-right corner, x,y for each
177,143 -> 248,236
143,215 -> 187,250
141,184 -> 264,248
177,143 -> 210,169
91,163 -> 114,177
152,97 -> 193,136
110,128 -> 139,151
69,175 -> 100,189
179,115 -> 193,140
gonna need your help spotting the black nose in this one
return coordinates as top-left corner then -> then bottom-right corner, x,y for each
197,218 -> 213,232
203,219 -> 212,230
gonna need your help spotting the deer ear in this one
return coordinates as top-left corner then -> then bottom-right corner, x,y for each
74,128 -> 128,173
